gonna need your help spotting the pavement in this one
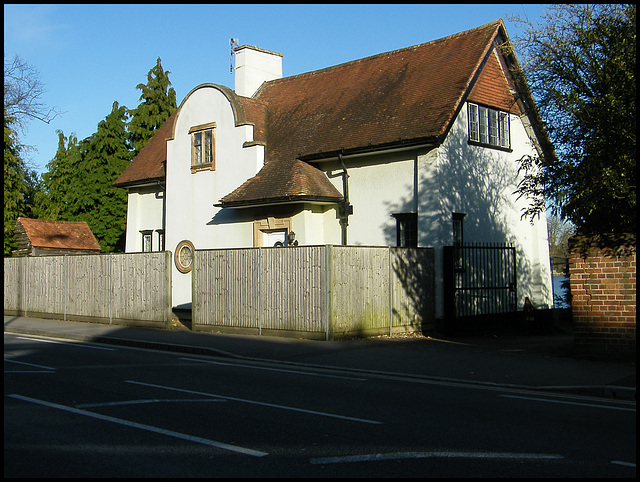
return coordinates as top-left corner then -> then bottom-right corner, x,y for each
4,314 -> 635,402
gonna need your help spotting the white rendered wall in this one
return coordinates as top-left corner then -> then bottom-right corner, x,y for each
165,85 -> 265,307
417,105 -> 553,316
319,152 -> 418,247
290,204 -> 341,246
124,186 -> 164,253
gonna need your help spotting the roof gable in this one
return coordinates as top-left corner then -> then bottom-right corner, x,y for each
16,217 -> 101,251
468,48 -> 522,114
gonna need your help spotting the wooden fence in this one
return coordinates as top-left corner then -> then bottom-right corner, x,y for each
4,252 -> 172,328
192,245 -> 435,339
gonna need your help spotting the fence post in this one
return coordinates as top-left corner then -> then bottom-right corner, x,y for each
325,245 -> 331,341
23,257 -> 27,318
63,255 -> 68,321
258,248 -> 263,336
109,253 -> 113,325
389,247 -> 393,336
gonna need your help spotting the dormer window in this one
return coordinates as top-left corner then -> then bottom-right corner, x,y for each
190,122 -> 216,172
467,103 -> 510,150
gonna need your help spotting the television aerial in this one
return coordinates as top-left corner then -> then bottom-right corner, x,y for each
230,38 -> 239,73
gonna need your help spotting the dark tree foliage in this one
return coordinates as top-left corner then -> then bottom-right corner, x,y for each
33,131 -> 82,221
4,54 -> 56,255
32,58 -> 178,253
128,57 -> 177,155
4,113 -> 42,255
35,103 -> 132,252
511,4 -> 635,238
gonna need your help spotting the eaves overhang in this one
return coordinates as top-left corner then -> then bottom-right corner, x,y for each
113,176 -> 165,190
215,195 -> 341,209
296,137 -> 441,163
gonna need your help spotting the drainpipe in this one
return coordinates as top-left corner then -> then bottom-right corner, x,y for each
338,153 -> 352,245
160,160 -> 166,251
161,180 -> 166,250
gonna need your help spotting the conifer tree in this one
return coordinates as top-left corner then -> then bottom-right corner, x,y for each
4,112 -> 41,254
33,130 -> 82,221
128,57 -> 177,155
35,102 -> 132,252
4,113 -> 27,254
80,101 -> 132,252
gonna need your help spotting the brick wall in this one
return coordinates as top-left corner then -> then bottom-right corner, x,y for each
568,235 -> 636,357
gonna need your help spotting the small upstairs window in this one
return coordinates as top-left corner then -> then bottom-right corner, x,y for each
190,122 -> 216,172
467,103 -> 510,149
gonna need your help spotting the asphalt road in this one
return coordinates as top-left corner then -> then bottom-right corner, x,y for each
4,333 -> 636,477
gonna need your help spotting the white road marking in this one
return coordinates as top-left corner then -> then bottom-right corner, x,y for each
611,460 -> 636,468
77,398 -> 227,408
310,451 -> 565,464
5,370 -> 56,373
180,357 -> 367,381
16,336 -> 116,351
8,394 -> 267,457
4,358 -> 55,371
501,394 -> 636,412
126,380 -> 383,425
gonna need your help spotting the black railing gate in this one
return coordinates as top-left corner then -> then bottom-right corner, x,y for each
443,243 -> 516,332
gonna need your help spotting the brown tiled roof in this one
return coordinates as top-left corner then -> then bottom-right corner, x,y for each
220,21 -> 505,207
219,158 -> 343,207
17,217 -> 101,251
238,97 -> 268,145
116,20 -> 528,207
254,20 -> 502,163
113,110 -> 177,187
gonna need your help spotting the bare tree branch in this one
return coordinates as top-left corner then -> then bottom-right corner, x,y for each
4,53 -> 63,133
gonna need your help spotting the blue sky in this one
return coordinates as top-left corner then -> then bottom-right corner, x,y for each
4,4 -> 548,175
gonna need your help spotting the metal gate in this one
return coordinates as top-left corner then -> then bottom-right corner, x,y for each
443,243 -> 516,328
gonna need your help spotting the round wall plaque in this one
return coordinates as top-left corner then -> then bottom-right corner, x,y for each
174,240 -> 194,273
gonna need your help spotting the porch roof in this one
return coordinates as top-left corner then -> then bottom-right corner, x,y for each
217,157 -> 343,208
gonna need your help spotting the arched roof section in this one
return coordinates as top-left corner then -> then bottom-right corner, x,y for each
168,83 -> 248,140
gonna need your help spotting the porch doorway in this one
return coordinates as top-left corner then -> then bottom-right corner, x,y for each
263,230 -> 287,247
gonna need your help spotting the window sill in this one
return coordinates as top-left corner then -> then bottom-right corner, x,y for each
467,140 -> 512,153
191,163 -> 215,173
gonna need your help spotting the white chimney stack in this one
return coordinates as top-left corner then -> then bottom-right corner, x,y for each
234,45 -> 283,97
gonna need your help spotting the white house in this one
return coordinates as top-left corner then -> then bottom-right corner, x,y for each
114,19 -> 554,320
